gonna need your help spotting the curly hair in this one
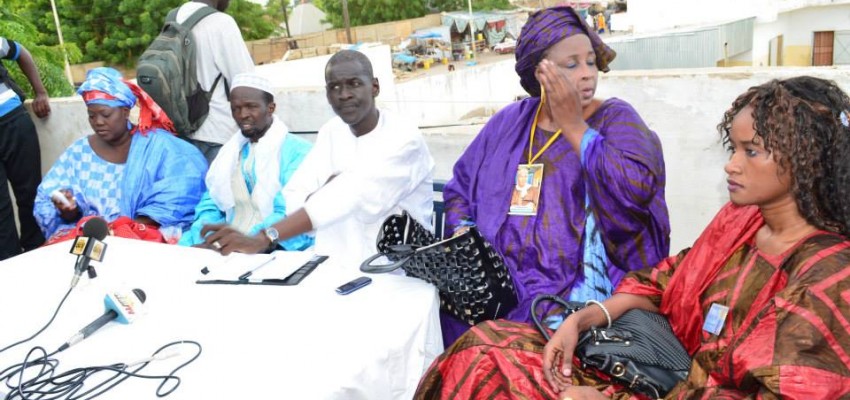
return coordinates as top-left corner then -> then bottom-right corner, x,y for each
718,76 -> 850,236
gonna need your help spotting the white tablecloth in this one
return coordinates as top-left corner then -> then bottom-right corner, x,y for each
0,237 -> 443,399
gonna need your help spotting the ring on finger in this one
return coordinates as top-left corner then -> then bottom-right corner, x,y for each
212,241 -> 222,249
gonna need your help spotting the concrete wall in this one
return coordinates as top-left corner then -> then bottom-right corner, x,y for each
592,66 -> 850,252
391,61 -> 521,127
291,13 -> 442,49
25,62 -> 850,255
256,44 -> 396,132
727,50 -> 754,66
266,45 -> 520,132
752,13 -> 790,67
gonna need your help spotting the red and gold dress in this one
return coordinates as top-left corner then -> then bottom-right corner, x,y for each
415,203 -> 850,399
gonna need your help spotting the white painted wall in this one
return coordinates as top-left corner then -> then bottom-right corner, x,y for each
266,45 -> 522,133
26,64 -> 850,255
752,14 -> 789,66
256,44 -> 396,132
390,61 -> 522,127
29,97 -> 90,174
781,4 -> 850,44
752,4 -> 850,66
730,50 -> 753,64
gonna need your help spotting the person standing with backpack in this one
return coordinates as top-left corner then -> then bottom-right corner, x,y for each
139,0 -> 254,164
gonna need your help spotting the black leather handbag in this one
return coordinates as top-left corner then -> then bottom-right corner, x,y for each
361,211 -> 518,325
531,294 -> 691,399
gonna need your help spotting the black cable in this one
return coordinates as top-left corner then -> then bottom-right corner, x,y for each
1,340 -> 202,400
0,287 -> 74,356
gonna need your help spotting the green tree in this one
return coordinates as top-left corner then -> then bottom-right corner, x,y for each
228,0 -> 278,40
314,0 -> 430,28
266,0 -> 294,37
0,5 -> 78,97
17,0 -> 185,67
17,0 -> 281,69
433,0 -> 514,11
313,0 -> 514,28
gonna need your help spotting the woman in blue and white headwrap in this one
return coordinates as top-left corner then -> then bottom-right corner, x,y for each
34,67 -> 208,242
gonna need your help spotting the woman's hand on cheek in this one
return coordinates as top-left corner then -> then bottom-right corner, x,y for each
535,60 -> 588,136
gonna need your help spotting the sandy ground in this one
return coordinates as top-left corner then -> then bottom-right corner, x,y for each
392,28 -> 632,83
394,49 -> 517,83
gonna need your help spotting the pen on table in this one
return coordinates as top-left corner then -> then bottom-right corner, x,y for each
196,278 -> 290,286
238,255 -> 277,280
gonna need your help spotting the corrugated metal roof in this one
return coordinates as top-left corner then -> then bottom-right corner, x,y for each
606,18 -> 754,70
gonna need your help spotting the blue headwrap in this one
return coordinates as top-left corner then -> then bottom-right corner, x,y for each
77,67 -> 137,109
76,67 -> 176,135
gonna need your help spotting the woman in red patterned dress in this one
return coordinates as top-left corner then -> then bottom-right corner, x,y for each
416,76 -> 850,399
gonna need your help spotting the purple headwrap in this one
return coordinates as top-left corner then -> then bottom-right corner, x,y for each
515,6 -> 616,97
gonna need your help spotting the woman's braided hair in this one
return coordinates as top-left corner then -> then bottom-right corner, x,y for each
718,76 -> 850,236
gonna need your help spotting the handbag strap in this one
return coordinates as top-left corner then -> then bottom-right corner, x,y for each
359,244 -> 416,274
530,294 -> 582,341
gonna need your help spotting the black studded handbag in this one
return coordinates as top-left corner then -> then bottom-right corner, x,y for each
531,294 -> 691,399
361,211 -> 517,325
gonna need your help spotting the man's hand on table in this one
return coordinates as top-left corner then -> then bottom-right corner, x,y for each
200,224 -> 269,255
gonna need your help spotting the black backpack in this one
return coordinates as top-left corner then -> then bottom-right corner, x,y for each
136,6 -> 226,137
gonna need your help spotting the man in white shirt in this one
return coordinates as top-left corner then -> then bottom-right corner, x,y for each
177,0 -> 254,163
201,50 -> 435,264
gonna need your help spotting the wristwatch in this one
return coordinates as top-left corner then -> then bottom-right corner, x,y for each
263,227 -> 280,251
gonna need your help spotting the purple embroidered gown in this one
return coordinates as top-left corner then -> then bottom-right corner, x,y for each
441,96 -> 670,345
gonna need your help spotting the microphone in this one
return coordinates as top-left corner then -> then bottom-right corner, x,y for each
58,288 -> 146,352
68,217 -> 109,288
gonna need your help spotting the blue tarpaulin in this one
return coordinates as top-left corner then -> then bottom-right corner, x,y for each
410,32 -> 442,39
392,53 -> 417,64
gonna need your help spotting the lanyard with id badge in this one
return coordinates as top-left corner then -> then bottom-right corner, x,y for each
509,87 -> 560,216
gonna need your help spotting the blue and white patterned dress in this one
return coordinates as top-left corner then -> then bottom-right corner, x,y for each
35,130 -> 208,240
35,139 -> 125,237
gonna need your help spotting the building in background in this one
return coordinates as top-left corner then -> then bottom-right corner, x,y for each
288,3 -> 332,36
610,0 -> 850,68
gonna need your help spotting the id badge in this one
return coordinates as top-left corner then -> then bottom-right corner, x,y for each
508,164 -> 544,216
702,303 -> 729,336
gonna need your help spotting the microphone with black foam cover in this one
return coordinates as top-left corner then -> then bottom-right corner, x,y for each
68,217 -> 109,288
58,288 -> 146,352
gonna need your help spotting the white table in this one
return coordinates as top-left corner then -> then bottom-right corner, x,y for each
0,237 -> 443,399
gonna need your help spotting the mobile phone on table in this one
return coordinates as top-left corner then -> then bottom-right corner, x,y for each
336,276 -> 372,295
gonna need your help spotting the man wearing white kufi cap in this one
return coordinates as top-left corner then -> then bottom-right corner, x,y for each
199,50 -> 435,265
179,72 -> 313,251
